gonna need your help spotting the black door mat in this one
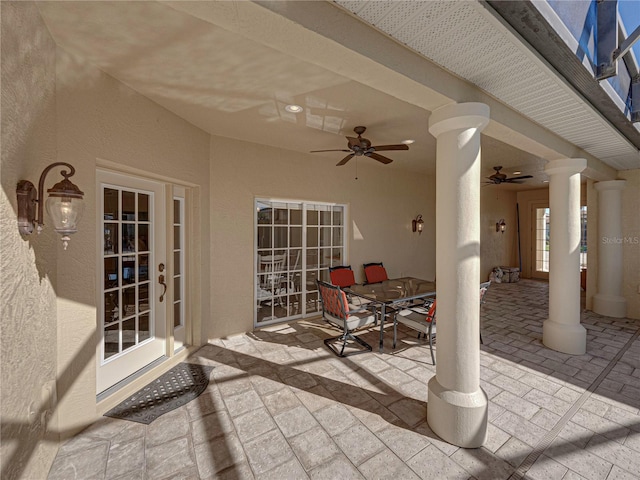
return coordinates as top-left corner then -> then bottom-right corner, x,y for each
104,362 -> 215,425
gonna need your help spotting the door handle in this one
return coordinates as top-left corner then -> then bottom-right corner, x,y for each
158,263 -> 167,302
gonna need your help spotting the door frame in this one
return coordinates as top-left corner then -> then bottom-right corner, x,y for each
95,167 -> 195,397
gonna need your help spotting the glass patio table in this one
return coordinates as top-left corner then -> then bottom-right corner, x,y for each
345,277 -> 436,352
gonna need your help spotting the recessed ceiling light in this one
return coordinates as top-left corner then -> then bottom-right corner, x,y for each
513,171 -> 521,175
284,104 -> 303,113
402,139 -> 415,145
543,180 -> 549,183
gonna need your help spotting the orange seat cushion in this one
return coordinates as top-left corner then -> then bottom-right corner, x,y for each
330,268 -> 356,288
365,265 -> 388,284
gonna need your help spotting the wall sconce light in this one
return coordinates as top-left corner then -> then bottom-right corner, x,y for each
496,219 -> 506,234
412,214 -> 424,234
16,162 -> 85,250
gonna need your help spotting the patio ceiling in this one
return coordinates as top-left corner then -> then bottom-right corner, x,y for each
35,0 -> 633,187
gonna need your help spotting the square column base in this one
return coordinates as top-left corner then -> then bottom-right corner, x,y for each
542,319 -> 586,354
427,377 -> 488,448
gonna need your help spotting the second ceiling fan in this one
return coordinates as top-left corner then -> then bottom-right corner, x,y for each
310,126 -> 409,166
486,166 -> 533,184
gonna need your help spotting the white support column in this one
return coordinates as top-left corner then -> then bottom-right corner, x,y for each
593,180 -> 627,318
543,158 -> 587,354
427,102 -> 489,448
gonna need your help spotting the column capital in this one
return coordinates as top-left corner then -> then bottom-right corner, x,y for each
428,102 -> 490,138
544,158 -> 587,176
594,179 -> 626,192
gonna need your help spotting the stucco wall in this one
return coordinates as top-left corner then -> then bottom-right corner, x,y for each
480,188 -> 518,280
53,46 -> 211,430
0,2 -> 61,478
619,169 -> 640,319
209,135 -> 436,339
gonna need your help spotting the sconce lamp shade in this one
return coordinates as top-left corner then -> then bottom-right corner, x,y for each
17,162 -> 84,249
496,219 -> 506,233
412,214 -> 424,234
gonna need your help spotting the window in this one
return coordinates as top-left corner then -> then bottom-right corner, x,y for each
255,199 -> 346,326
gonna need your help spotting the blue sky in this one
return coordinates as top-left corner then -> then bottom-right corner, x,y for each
618,0 -> 640,59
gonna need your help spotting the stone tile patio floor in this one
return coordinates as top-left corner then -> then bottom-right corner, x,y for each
48,279 -> 640,480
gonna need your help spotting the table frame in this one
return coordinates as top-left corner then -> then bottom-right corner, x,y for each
345,277 -> 436,353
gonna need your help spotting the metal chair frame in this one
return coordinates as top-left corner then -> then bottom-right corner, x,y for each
316,279 -> 378,357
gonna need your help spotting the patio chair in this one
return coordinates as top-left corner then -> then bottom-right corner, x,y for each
363,262 -> 388,284
316,279 -> 378,357
329,265 -> 372,308
393,297 -> 437,364
479,281 -> 491,344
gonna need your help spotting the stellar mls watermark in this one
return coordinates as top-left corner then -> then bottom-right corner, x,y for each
601,236 -> 639,245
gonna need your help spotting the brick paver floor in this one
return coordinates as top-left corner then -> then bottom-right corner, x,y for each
48,279 -> 640,479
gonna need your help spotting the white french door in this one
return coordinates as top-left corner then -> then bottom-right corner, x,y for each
532,205 -> 550,280
255,199 -> 346,327
97,171 -> 167,393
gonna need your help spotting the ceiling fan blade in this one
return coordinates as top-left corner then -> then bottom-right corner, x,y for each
371,144 -> 409,151
504,180 -> 525,184
367,152 -> 393,164
346,136 -> 362,148
506,175 -> 533,181
310,149 -> 352,153
336,154 -> 354,166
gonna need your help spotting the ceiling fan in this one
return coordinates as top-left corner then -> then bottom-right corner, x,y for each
486,166 -> 533,184
310,126 -> 409,166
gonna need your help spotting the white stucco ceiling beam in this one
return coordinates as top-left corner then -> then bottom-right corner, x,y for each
164,0 -> 617,181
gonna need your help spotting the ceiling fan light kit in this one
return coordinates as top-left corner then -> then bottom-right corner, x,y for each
310,126 -> 409,166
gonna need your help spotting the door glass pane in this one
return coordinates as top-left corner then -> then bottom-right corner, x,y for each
123,286 -> 136,318
274,227 -> 288,248
105,258 -> 119,289
290,227 -> 302,248
290,206 -> 302,225
122,224 -> 136,253
104,292 -> 119,324
258,226 -> 272,249
104,188 -> 119,220
138,224 -> 149,252
174,277 -> 181,302
535,208 -> 550,272
122,257 -> 136,286
320,209 -> 332,225
307,227 -> 318,247
174,302 -> 181,328
122,191 -> 135,220
333,227 -> 343,247
173,225 -> 180,250
104,323 -> 119,359
104,224 -> 118,254
138,193 -> 149,222
274,208 -> 288,225
122,318 -> 135,351
138,255 -> 149,282
138,313 -> 151,342
319,227 -> 331,246
139,314 -> 150,342
139,283 -> 149,313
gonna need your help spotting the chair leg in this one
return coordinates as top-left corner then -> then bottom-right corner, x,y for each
324,330 -> 372,358
428,324 -> 435,365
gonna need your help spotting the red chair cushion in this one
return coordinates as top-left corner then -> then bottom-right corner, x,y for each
365,265 -> 388,284
330,268 -> 356,288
